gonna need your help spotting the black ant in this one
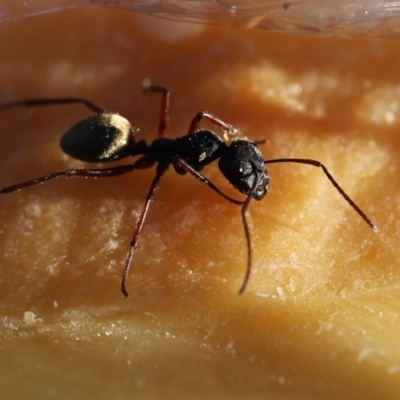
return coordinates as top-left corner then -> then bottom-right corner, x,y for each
0,80 -> 377,297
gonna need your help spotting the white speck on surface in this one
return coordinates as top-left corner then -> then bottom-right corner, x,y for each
226,340 -> 237,355
357,347 -> 375,363
255,292 -> 270,298
276,286 -> 287,301
387,365 -> 400,375
23,311 -> 38,325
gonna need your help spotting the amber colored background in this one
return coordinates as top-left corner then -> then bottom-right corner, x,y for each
0,7 -> 399,400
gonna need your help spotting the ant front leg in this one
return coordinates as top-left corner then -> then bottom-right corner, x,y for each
0,98 -> 105,114
186,111 -> 259,143
187,111 -> 239,137
238,184 -> 256,295
173,156 -> 243,206
173,156 -> 258,294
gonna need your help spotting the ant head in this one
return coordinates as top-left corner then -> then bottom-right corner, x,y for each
60,113 -> 138,163
218,140 -> 269,200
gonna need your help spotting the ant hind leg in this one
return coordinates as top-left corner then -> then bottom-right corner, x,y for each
0,98 -> 105,114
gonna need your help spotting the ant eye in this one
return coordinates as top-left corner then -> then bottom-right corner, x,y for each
60,113 -> 137,163
253,175 -> 269,200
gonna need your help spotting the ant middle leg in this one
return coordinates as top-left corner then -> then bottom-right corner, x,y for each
121,161 -> 169,297
141,79 -> 170,138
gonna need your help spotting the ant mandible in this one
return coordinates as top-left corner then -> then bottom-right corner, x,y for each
0,80 -> 377,297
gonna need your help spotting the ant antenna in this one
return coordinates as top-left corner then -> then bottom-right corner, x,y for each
264,158 -> 377,232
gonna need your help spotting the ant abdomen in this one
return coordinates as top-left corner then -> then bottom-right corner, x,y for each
60,113 -> 138,163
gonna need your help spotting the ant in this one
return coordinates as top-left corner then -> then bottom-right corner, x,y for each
0,80 -> 377,297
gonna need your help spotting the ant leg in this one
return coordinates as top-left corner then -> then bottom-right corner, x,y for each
238,174 -> 259,294
264,158 -> 377,232
121,162 -> 169,297
175,157 -> 257,294
0,158 -> 155,194
141,79 -> 170,138
187,111 -> 238,136
173,157 -> 243,205
0,98 -> 105,114
172,157 -> 255,294
187,112 -> 259,143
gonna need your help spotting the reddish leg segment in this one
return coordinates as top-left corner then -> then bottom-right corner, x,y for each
0,98 -> 105,114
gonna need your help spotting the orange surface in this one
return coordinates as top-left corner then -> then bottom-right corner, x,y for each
0,7 -> 398,399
